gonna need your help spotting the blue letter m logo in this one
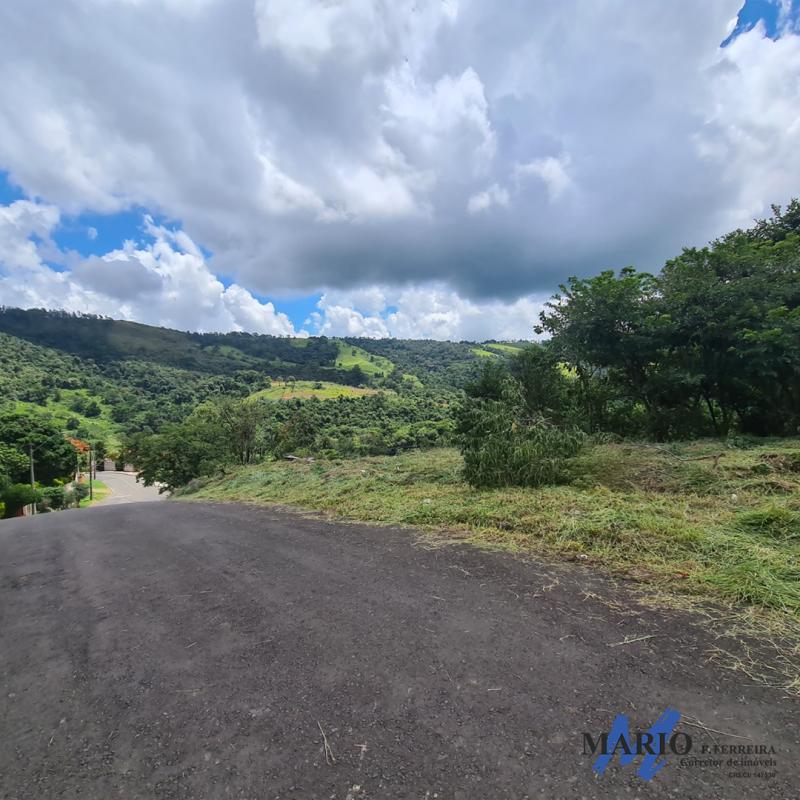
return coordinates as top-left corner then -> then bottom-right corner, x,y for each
592,707 -> 681,781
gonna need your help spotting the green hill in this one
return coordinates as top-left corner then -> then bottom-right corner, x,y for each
0,307 -> 527,450
0,308 -> 518,385
335,341 -> 395,376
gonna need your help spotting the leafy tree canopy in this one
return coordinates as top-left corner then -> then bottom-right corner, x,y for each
0,411 -> 77,484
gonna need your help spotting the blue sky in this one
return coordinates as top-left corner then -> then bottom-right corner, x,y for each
1,0 -> 798,339
0,169 -> 321,327
723,0 -> 798,43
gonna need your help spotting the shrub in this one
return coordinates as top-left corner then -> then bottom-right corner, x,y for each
1,484 -> 42,518
40,485 -> 66,510
84,400 -> 101,418
457,386 -> 585,488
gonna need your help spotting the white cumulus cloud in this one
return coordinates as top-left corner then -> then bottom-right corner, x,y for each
0,1 -> 798,337
313,285 -> 546,341
0,201 -> 297,335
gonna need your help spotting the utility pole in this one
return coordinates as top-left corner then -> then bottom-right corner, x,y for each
88,443 -> 93,502
28,443 -> 36,516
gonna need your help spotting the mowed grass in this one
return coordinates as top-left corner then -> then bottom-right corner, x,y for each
79,479 -> 111,507
179,440 -> 800,620
335,342 -> 395,376
251,380 -> 380,401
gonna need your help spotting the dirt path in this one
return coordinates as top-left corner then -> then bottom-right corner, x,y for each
0,502 -> 796,799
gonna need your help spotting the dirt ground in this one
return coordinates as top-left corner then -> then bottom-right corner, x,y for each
0,501 -> 797,799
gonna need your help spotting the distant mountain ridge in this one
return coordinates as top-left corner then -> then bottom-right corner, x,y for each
0,307 -> 522,381
0,307 -> 526,448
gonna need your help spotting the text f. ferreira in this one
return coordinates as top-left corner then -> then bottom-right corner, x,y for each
583,708 -> 780,784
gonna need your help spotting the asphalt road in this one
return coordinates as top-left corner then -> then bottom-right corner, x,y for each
94,471 -> 165,505
0,502 -> 797,799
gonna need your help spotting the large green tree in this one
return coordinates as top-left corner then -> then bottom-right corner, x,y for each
658,232 -> 800,434
534,201 -> 800,438
0,411 -> 76,484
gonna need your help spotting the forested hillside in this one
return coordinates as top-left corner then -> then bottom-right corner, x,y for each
0,309 -> 511,454
0,308 -> 493,383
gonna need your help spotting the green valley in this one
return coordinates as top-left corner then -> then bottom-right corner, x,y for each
1,201 -> 799,651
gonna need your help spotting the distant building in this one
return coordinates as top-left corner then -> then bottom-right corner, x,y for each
98,458 -> 136,472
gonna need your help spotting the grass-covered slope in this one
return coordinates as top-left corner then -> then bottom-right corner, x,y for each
335,342 -> 395,376
251,380 -> 381,401
13,392 -> 122,450
0,329 -> 267,445
341,336 -> 495,389
0,308 -> 527,449
0,308 -> 340,375
179,439 -> 800,618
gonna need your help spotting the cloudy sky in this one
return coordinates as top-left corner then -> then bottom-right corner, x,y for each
0,0 -> 798,340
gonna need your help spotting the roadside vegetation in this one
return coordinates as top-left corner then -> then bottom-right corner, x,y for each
0,410 -> 98,517
171,202 -> 800,648
78,479 -> 110,508
0,304 -> 500,512
127,393 -> 456,492
177,439 -> 800,616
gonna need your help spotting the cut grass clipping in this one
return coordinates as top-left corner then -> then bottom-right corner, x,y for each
177,440 -> 800,622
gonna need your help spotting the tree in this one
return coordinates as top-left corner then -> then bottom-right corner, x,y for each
540,269 -> 661,400
532,215 -> 800,438
0,411 -> 77,484
511,343 -> 575,425
69,395 -> 88,414
0,443 -> 29,486
2,484 -> 41,518
41,485 -> 67,510
348,365 -> 367,387
126,423 -> 219,493
211,398 -> 269,466
464,360 -> 508,401
659,232 -> 800,435
84,400 -> 101,418
745,199 -> 800,244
